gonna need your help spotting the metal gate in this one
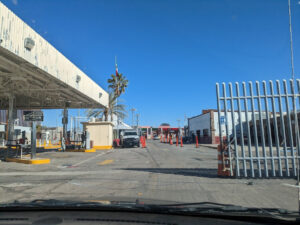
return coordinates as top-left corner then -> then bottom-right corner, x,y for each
216,79 -> 300,178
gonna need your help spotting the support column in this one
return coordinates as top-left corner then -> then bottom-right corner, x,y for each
62,108 -> 68,142
31,121 -> 36,159
7,95 -> 15,146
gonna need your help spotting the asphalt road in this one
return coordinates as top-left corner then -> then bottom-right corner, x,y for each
0,140 -> 298,211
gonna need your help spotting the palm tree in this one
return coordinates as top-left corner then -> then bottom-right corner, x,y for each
107,73 -> 128,98
86,92 -> 127,122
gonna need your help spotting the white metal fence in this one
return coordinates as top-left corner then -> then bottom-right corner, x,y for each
216,79 -> 300,178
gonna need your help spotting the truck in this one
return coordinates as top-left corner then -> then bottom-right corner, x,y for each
120,130 -> 140,148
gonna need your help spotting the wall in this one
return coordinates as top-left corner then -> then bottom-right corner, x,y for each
189,113 -> 211,135
0,2 -> 108,107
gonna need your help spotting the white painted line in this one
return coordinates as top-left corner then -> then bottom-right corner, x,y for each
282,183 -> 300,188
72,151 -> 111,167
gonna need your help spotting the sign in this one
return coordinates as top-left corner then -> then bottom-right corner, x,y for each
220,116 -> 226,125
23,111 -> 44,121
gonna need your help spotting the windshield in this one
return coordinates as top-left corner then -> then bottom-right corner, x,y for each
0,0 -> 300,217
124,132 -> 138,136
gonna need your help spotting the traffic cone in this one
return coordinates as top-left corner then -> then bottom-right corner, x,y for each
180,136 -> 183,147
196,135 -> 199,148
176,136 -> 178,146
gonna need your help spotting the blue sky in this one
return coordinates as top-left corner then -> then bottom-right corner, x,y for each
3,0 -> 300,127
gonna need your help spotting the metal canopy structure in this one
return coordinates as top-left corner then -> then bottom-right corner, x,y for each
0,2 -> 108,109
0,2 -> 109,159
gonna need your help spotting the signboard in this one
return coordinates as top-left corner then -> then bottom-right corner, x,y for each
220,116 -> 226,125
23,111 -> 44,121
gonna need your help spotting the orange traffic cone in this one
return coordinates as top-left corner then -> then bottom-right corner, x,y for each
196,135 -> 199,148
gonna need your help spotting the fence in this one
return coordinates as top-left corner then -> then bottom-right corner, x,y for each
216,79 -> 300,178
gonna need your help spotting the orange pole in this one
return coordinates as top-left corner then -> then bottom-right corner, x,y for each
176,136 -> 178,146
180,136 -> 183,147
196,135 -> 199,148
160,135 -> 162,143
170,135 -> 173,145
167,135 -> 169,143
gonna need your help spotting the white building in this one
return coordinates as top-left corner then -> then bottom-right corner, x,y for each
188,109 -> 263,144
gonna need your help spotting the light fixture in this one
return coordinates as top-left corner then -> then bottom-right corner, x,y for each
76,75 -> 81,83
24,37 -> 35,51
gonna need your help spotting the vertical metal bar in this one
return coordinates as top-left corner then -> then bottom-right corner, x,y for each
216,83 -> 223,147
243,82 -> 254,177
236,82 -> 246,177
296,79 -> 300,171
249,81 -> 262,177
283,80 -> 296,176
256,81 -> 268,177
229,83 -> 239,177
270,81 -> 283,177
222,82 -> 233,176
263,81 -> 275,176
31,121 -> 36,159
276,80 -> 289,177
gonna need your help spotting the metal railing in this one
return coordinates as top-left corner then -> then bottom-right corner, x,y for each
216,79 -> 300,178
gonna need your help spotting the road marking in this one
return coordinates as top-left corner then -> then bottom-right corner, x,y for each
282,183 -> 300,188
98,159 -> 114,165
72,151 -> 111,167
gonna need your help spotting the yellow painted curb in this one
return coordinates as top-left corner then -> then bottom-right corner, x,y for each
66,149 -> 96,153
6,157 -> 50,164
93,145 -> 113,150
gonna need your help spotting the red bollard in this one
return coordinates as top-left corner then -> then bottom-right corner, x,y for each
176,136 -> 178,146
196,135 -> 199,148
180,136 -> 183,147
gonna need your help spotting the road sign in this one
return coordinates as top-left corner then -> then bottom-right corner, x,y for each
23,111 -> 44,121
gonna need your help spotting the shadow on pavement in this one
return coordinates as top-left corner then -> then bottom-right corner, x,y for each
121,168 -> 219,178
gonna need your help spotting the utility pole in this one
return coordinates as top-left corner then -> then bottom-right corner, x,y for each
136,113 -> 140,134
130,108 -> 136,127
288,0 -> 300,212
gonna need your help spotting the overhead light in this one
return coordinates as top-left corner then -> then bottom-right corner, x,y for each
24,37 -> 35,51
76,75 -> 81,83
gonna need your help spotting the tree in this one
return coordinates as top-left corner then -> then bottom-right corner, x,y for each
107,73 -> 128,98
86,92 -> 127,122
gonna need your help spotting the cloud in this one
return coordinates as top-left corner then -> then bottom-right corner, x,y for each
12,0 -> 18,5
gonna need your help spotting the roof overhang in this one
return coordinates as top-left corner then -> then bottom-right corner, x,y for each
0,2 -> 108,109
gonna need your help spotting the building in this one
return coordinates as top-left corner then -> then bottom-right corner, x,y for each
0,110 -> 32,146
188,109 -> 267,144
187,109 -> 284,144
